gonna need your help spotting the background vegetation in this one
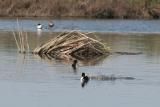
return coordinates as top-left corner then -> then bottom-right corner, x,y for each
0,0 -> 160,19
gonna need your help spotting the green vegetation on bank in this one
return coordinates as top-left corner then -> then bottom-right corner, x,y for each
0,0 -> 160,19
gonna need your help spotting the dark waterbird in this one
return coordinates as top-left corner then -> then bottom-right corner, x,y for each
81,72 -> 89,88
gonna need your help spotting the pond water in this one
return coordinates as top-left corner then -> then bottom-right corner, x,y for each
0,18 -> 160,33
0,19 -> 160,107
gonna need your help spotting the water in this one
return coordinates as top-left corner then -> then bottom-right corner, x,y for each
0,18 -> 160,33
0,19 -> 160,107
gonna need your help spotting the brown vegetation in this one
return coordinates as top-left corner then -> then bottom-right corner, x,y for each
0,0 -> 160,19
33,31 -> 110,61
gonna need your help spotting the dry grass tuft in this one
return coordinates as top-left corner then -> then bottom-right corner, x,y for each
33,31 -> 110,61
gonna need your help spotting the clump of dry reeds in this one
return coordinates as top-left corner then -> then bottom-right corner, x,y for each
13,18 -> 30,53
33,31 -> 110,61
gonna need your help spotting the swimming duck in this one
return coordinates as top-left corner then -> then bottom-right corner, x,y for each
48,21 -> 54,28
72,60 -> 78,70
81,72 -> 89,83
37,23 -> 42,29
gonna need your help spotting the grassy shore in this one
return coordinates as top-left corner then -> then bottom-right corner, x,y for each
0,0 -> 160,19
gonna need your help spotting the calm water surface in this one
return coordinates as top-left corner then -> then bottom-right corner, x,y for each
0,18 -> 160,33
0,19 -> 160,107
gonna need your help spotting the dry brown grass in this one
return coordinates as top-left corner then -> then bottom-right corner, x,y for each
0,0 -> 160,19
33,31 -> 110,61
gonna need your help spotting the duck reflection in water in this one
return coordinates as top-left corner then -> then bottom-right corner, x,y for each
80,72 -> 89,88
72,59 -> 78,72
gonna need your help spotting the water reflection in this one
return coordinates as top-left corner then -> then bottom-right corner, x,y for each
14,54 -> 33,81
34,54 -> 109,67
37,29 -> 42,37
71,60 -> 78,74
36,29 -> 42,48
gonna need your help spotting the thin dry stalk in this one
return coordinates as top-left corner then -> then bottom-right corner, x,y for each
25,32 -> 30,52
12,30 -> 20,52
17,18 -> 23,53
15,18 -> 31,54
20,30 -> 25,53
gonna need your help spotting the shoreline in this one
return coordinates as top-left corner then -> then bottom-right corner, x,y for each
0,16 -> 160,20
0,16 -> 160,21
0,0 -> 160,20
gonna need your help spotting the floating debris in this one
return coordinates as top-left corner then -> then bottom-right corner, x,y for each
33,31 -> 110,61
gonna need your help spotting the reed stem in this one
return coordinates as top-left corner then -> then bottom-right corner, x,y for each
12,30 -> 20,52
25,32 -> 30,52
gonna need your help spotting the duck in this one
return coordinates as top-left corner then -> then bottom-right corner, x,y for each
37,23 -> 42,29
48,21 -> 54,28
81,72 -> 89,87
72,59 -> 78,70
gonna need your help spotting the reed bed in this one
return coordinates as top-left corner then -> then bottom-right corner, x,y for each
0,0 -> 160,19
34,31 -> 110,61
13,18 -> 30,53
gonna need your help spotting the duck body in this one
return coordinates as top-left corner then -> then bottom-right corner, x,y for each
37,23 -> 42,29
81,75 -> 89,83
49,22 -> 54,28
81,72 -> 89,87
